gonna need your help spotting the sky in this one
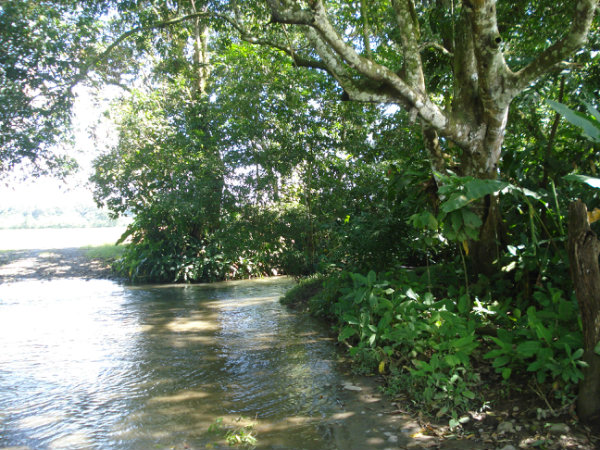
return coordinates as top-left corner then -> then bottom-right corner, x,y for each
0,85 -> 120,212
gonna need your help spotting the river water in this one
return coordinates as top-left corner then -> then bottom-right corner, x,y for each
0,277 -> 356,450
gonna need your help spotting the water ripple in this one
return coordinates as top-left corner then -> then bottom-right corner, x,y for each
1,278 -> 342,450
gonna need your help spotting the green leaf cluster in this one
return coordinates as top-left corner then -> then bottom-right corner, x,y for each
483,284 -> 584,398
328,269 -> 482,418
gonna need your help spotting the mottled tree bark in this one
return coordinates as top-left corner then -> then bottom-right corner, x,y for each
567,200 -> 600,424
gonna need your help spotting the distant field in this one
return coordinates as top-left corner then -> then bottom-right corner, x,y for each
0,227 -> 127,250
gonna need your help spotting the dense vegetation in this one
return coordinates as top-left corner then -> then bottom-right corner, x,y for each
2,0 -> 600,426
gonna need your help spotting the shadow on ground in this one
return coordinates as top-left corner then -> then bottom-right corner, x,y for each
0,248 -> 114,283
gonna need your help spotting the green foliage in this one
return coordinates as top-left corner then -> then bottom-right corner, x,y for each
279,274 -> 324,307
295,261 -> 585,422
13,0 -> 596,423
208,417 -> 257,449
1,0 -> 599,437
563,173 -> 600,189
483,284 -> 584,401
548,100 -> 600,143
412,174 -> 544,246
92,31 -> 420,282
326,269 -> 482,418
0,0 -> 102,175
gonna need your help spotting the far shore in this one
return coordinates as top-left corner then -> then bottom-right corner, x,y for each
0,227 -> 127,251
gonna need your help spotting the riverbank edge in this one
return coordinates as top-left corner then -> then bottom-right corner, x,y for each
279,275 -> 600,450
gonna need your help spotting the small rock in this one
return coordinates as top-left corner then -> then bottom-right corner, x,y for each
497,445 -> 517,450
497,421 -> 515,434
387,435 -> 398,443
548,423 -> 570,435
342,383 -> 362,391
536,408 -> 550,420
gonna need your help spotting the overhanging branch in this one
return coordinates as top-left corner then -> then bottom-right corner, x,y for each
511,0 -> 598,93
224,17 -> 329,72
266,0 -> 474,143
70,11 -> 213,88
419,42 -> 454,57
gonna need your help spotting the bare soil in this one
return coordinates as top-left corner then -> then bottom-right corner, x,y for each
0,247 -> 115,283
0,227 -> 125,283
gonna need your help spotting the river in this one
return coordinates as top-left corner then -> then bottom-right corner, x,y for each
0,276 -> 418,450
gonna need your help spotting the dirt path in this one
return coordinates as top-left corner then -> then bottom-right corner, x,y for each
0,227 -> 125,283
0,247 -> 115,283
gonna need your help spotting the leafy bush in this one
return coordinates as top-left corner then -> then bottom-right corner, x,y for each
293,265 -> 585,423
484,283 -> 584,402
327,270 -> 482,418
280,274 -> 324,307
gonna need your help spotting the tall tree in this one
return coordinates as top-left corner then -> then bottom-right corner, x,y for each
92,0 -> 225,238
2,0 -> 598,274
224,0 -> 599,273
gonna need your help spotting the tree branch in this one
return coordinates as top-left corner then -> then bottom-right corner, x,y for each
304,28 -> 399,103
266,0 -> 478,144
391,0 -> 425,90
359,0 -> 372,58
224,17 -> 329,72
71,11 -> 213,88
419,41 -> 454,57
265,0 -> 315,25
465,0 -> 512,107
511,0 -> 598,93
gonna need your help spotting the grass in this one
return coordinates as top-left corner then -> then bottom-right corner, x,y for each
207,417 -> 257,449
279,274 -> 324,307
83,244 -> 126,261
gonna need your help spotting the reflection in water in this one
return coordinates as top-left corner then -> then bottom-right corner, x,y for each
0,278 -> 343,449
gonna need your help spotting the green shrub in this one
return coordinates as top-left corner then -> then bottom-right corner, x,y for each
328,269 -> 482,419
280,274 -> 324,307
309,267 -> 585,423
483,283 -> 584,403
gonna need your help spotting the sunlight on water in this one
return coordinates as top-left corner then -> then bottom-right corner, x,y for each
0,277 -> 344,450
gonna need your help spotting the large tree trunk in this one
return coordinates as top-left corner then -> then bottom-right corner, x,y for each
469,193 -> 503,276
567,200 -> 600,425
447,3 -> 507,276
453,108 -> 508,276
